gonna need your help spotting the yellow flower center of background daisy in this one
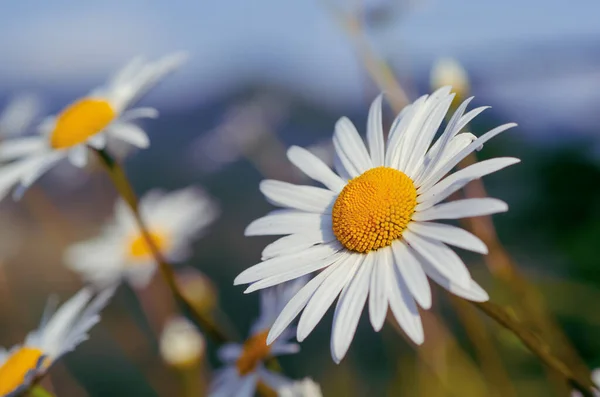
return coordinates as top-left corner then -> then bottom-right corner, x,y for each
128,231 -> 169,260
0,347 -> 45,395
332,167 -> 417,253
236,330 -> 271,376
50,98 -> 116,149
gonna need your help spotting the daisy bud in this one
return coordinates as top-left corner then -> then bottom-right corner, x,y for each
160,316 -> 205,369
430,57 -> 470,106
176,267 -> 218,313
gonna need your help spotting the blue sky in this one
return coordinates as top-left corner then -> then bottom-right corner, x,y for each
1,0 -> 600,138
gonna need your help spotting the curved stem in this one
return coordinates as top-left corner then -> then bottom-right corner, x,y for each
95,148 -> 231,345
473,301 -> 595,397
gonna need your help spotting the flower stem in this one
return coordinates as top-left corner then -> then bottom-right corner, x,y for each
26,386 -> 56,397
95,148 -> 231,345
473,301 -> 595,396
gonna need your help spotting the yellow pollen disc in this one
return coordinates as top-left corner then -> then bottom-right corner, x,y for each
235,330 -> 271,376
332,166 -> 417,253
0,347 -> 45,395
128,231 -> 169,260
50,98 -> 116,149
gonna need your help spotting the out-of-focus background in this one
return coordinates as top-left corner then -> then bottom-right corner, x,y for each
2,0 -> 600,396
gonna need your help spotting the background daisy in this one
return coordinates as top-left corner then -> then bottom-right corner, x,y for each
235,88 -> 518,362
210,278 -> 306,397
0,287 -> 114,396
65,186 -> 219,289
0,53 -> 187,201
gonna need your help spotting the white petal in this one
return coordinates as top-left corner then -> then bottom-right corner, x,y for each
245,210 -> 329,236
107,122 -> 150,148
385,95 -> 428,170
287,146 -> 346,192
259,180 -> 336,213
404,94 -> 454,179
296,254 -> 361,342
120,107 -> 159,122
333,150 -> 352,182
387,264 -> 424,345
236,373 -> 258,397
413,198 -> 508,221
258,368 -> 292,390
234,242 -> 342,285
331,253 -> 373,362
417,100 -> 492,184
391,240 -> 432,309
87,134 -> 107,149
270,343 -> 301,356
408,222 -> 487,254
368,248 -> 390,331
366,95 -> 385,166
417,157 -> 520,209
12,150 -> 66,200
332,117 -> 371,177
402,230 -> 471,289
217,344 -> 242,363
0,156 -> 48,201
418,123 -> 517,191
0,137 -> 45,161
421,261 -> 489,302
243,252 -> 344,293
267,258 -> 345,344
261,231 -> 336,260
68,145 -> 88,168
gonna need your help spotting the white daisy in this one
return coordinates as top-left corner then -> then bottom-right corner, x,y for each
0,287 -> 114,397
0,53 -> 187,200
277,378 -> 323,397
235,87 -> 518,363
210,278 -> 307,397
65,186 -> 219,289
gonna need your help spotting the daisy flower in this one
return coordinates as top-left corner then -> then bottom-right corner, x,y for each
65,187 -> 219,289
210,278 -> 306,397
0,287 -> 114,396
235,87 -> 518,362
0,53 -> 187,200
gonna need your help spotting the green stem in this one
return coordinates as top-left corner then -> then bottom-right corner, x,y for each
473,301 -> 595,397
95,148 -> 231,345
26,386 -> 56,397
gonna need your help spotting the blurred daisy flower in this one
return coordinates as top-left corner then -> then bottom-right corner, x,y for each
210,278 -> 306,397
0,287 -> 113,396
235,87 -> 518,362
0,53 -> 187,200
277,378 -> 323,397
65,187 -> 219,289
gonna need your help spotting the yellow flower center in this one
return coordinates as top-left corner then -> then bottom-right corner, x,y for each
332,167 -> 417,253
50,98 -> 116,149
0,347 -> 45,395
128,231 -> 169,261
235,330 -> 271,376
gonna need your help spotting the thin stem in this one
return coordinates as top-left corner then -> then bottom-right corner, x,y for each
473,301 -> 595,397
26,386 -> 56,397
450,297 -> 516,397
95,148 -> 231,345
